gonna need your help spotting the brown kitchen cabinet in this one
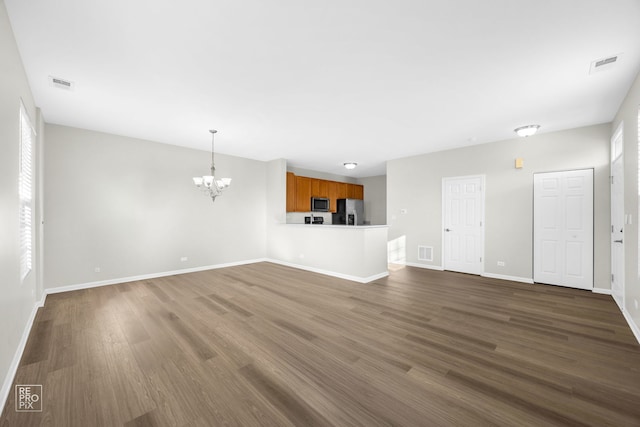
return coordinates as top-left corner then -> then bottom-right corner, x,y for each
348,183 -> 364,200
286,173 -> 363,212
294,176 -> 311,212
311,179 -> 328,197
327,181 -> 338,212
286,172 -> 296,212
336,182 -> 348,200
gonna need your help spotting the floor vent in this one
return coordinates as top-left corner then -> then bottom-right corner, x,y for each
589,54 -> 621,74
418,246 -> 433,262
49,76 -> 74,90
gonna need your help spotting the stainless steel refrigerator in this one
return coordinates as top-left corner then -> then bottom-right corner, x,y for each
332,198 -> 365,225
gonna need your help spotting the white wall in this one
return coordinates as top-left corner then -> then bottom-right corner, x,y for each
0,0 -> 41,408
267,159 -> 288,226
44,124 -> 268,289
268,224 -> 389,282
357,175 -> 386,225
613,69 -> 640,337
387,124 -> 610,286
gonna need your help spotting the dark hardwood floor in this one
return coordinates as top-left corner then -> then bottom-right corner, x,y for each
2,262 -> 640,426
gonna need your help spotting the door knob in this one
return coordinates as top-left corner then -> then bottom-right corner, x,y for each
445,228 -> 451,232
614,239 -> 623,243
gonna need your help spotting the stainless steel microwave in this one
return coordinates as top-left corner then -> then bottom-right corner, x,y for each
311,197 -> 330,212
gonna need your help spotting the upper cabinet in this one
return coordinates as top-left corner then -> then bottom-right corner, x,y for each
336,182 -> 348,200
286,173 -> 363,212
311,179 -> 328,197
348,183 -> 364,200
327,181 -> 338,212
295,176 -> 312,212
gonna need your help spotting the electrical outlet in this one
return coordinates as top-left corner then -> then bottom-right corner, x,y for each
635,299 -> 638,310
497,261 -> 505,267
94,267 -> 101,273
400,209 -> 408,214
180,257 -> 188,262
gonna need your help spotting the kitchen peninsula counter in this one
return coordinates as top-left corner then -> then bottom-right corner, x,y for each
284,224 -> 388,229
268,223 -> 389,283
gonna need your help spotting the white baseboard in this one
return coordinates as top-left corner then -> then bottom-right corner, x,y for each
45,257 -> 388,295
592,288 -> 612,295
404,262 -> 445,271
481,272 -> 534,284
0,292 -> 46,416
266,259 -> 388,283
45,258 -> 269,295
622,309 -> 640,345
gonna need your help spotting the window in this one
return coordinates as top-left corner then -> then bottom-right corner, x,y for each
19,101 -> 35,281
638,107 -> 640,277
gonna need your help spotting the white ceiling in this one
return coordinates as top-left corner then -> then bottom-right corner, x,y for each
5,0 -> 640,177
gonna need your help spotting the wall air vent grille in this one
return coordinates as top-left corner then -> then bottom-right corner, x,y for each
589,54 -> 621,75
418,246 -> 433,262
49,76 -> 74,90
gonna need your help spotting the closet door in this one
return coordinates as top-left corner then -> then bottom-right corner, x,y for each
533,169 -> 593,290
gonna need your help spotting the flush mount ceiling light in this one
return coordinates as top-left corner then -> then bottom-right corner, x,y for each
343,162 -> 358,170
514,125 -> 540,137
192,130 -> 232,202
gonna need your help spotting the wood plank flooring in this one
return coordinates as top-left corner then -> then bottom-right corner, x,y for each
2,262 -> 640,426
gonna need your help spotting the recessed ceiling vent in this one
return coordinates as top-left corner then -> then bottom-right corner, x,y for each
589,54 -> 621,75
49,76 -> 74,90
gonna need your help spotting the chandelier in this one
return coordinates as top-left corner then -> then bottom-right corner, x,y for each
192,129 -> 231,202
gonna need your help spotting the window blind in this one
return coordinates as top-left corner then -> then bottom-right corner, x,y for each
19,101 -> 34,281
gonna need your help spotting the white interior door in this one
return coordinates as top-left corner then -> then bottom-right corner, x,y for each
443,176 -> 484,275
534,169 -> 593,290
611,124 -> 624,309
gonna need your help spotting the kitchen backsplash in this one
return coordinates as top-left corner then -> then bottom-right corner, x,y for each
286,212 -> 332,224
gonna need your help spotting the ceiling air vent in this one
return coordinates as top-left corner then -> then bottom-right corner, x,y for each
589,54 -> 621,75
49,76 -> 74,90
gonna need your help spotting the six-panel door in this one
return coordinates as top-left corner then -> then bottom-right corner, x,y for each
533,169 -> 593,290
